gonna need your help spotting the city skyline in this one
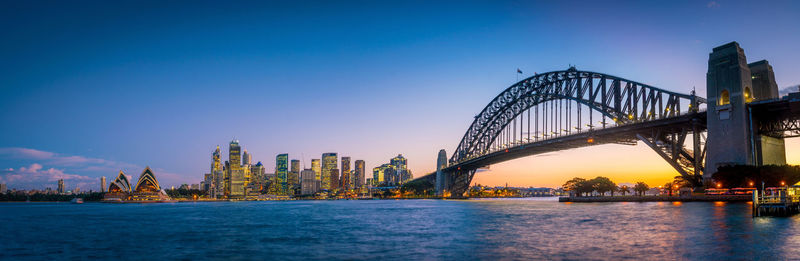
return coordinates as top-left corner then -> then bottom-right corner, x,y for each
2,1 -> 800,190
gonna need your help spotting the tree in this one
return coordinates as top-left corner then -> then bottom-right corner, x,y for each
634,182 -> 649,196
575,179 -> 595,197
663,182 -> 674,196
591,176 -> 616,196
562,177 -> 586,196
619,185 -> 630,196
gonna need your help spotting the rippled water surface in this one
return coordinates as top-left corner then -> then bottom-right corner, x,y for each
2,198 -> 799,260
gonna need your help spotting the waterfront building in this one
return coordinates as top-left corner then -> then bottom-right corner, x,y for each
321,153 -> 337,190
311,159 -> 321,181
275,154 -> 288,195
301,169 -> 318,195
341,157 -> 351,191
57,179 -> 64,194
101,176 -> 107,193
106,171 -> 132,200
131,167 -> 171,201
0,183 -> 6,194
354,160 -> 365,189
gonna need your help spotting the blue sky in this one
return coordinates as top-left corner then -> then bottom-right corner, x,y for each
2,0 -> 799,190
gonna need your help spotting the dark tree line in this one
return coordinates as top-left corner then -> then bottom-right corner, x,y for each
712,165 -> 800,188
0,192 -> 104,201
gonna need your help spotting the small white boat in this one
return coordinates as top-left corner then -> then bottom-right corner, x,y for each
71,198 -> 84,204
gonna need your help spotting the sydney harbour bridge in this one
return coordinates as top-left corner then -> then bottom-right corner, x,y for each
418,42 -> 800,198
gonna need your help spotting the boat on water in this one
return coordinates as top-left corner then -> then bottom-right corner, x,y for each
70,198 -> 84,204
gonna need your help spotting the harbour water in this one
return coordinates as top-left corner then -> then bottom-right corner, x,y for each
2,198 -> 799,260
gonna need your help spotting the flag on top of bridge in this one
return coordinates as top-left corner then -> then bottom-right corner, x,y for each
517,68 -> 523,74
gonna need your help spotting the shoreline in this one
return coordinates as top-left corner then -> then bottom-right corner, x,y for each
559,195 -> 752,202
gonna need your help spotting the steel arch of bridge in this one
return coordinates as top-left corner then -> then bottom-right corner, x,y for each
451,68 -> 706,164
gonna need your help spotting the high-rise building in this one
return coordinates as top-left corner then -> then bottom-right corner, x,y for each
291,159 -> 300,175
242,149 -> 251,166
229,140 -> 241,166
251,162 -> 265,186
300,169 -> 318,195
321,153 -> 337,190
57,179 -> 65,194
390,154 -> 412,184
211,145 -> 224,198
311,159 -> 321,181
228,140 -> 244,197
275,154 -> 288,195
373,164 -> 395,186
100,176 -> 107,193
0,183 -> 6,194
288,159 -> 300,194
341,157 -> 351,191
330,168 -> 340,191
354,160 -> 365,189
203,173 -> 213,192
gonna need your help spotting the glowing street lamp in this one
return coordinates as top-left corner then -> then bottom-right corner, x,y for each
716,183 -> 721,188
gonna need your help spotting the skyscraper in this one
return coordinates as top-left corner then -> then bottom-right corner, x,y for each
211,145 -> 224,198
340,157 -> 351,191
57,179 -> 64,194
330,168 -> 340,191
354,160 -> 365,189
288,159 -> 300,193
391,154 -> 411,184
100,176 -> 107,193
373,164 -> 395,186
242,149 -> 251,166
0,183 -> 6,194
275,154 -> 288,195
311,159 -> 321,181
300,169 -> 318,195
228,140 -> 244,197
229,140 -> 241,166
321,153 -> 337,190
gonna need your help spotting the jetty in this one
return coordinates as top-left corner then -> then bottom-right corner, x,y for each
752,187 -> 800,217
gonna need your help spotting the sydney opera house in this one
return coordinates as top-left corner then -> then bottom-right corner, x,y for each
103,167 -> 171,202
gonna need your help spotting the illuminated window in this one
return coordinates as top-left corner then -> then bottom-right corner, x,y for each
719,89 -> 730,105
744,86 -> 753,103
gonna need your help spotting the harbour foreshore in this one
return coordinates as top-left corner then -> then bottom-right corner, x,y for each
559,195 -> 751,202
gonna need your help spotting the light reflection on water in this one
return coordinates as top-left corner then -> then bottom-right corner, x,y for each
1,198 -> 799,260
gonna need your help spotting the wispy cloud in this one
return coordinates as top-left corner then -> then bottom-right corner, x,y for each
0,147 -> 139,172
0,147 -> 193,190
780,85 -> 799,97
707,1 -> 720,8
0,163 -> 92,187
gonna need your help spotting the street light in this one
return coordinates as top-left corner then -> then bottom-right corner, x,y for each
781,181 -> 786,186
716,183 -> 721,188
